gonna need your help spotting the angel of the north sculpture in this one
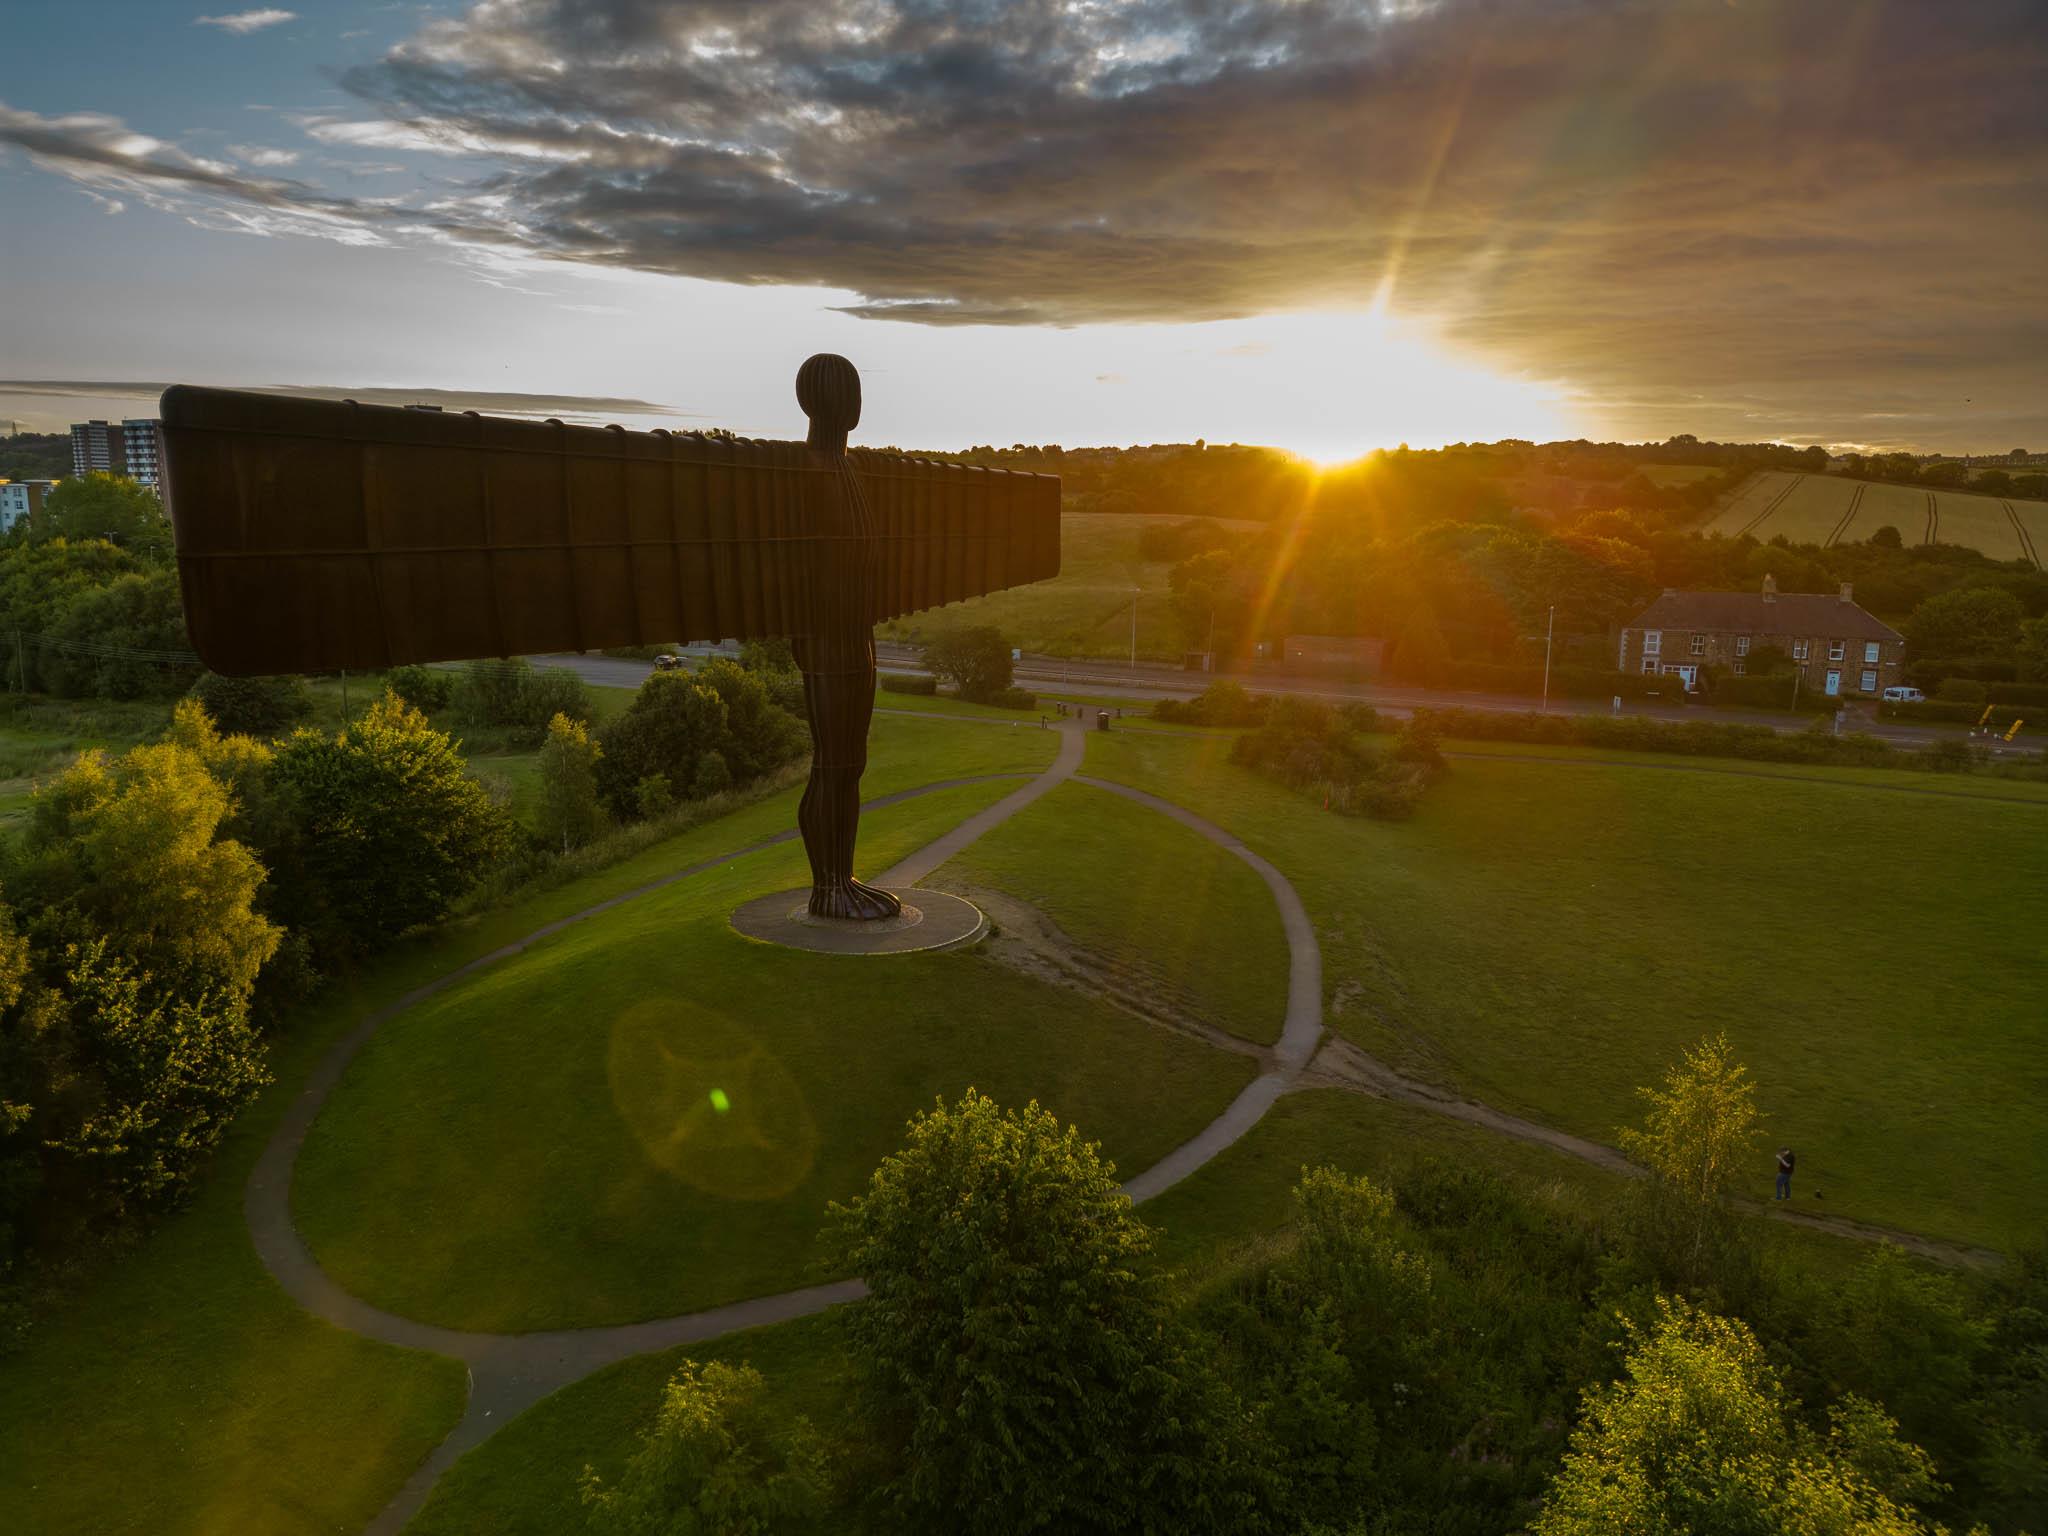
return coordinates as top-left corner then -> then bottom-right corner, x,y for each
157,354 -> 1061,920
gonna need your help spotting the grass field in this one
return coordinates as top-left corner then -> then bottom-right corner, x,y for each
1708,471 -> 2044,563
1078,726 -> 2048,1253
878,510 -> 1256,661
936,779 -> 1292,1045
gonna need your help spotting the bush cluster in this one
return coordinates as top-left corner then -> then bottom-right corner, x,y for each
186,672 -> 312,736
880,672 -> 938,696
1881,700 -> 2032,730
1230,696 -> 1444,819
592,660 -> 806,821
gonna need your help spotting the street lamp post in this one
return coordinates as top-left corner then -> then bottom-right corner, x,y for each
1540,604 -> 1555,712
1130,586 -> 1140,670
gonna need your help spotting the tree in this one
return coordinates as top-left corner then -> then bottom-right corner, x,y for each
692,658 -> 807,781
920,625 -> 1014,702
536,712 -> 604,852
1534,1298 -> 1950,1536
1617,1033 -> 1759,1290
824,1091 -> 1237,1534
26,473 -> 170,549
268,693 -> 510,953
1919,461 -> 1968,488
38,567 -> 194,699
45,940 -> 270,1215
1903,586 -> 2025,661
1869,524 -> 1904,549
2015,615 -> 2048,683
580,1358 -> 827,1534
595,671 -> 730,819
23,738 -> 280,1004
188,671 -> 311,737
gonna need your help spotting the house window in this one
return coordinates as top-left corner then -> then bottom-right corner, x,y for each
1863,641 -> 1880,664
1733,660 -> 1746,676
1828,639 -> 1845,662
1642,630 -> 1661,657
1690,634 -> 1707,656
1736,636 -> 1750,656
1792,640 -> 1810,661
1860,668 -> 1878,692
1640,658 -> 1658,675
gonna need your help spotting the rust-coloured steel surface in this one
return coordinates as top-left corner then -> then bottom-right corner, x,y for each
159,385 -> 1061,676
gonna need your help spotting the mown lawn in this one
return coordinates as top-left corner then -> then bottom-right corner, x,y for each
293,772 -> 1258,1331
0,710 -> 1055,1534
936,779 -> 1291,1045
1080,728 -> 2048,1253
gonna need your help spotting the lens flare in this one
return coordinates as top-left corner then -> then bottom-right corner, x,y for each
607,999 -> 818,1200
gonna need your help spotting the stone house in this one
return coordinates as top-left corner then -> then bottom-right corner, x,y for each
1617,576 -> 1905,698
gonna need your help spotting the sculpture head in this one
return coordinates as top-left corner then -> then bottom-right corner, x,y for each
797,353 -> 861,447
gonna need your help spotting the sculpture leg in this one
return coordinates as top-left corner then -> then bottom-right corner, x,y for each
793,630 -> 901,920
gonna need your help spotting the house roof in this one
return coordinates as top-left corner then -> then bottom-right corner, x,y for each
1629,590 -> 1902,642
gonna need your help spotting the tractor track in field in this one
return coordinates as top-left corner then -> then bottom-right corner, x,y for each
2002,499 -> 2041,568
1735,472 -> 1803,537
1823,482 -> 1865,547
1923,491 -> 1940,546
243,713 -> 2009,1535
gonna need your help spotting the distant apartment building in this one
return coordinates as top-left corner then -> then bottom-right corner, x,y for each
0,479 -> 57,531
1618,575 -> 1904,698
69,418 -> 166,487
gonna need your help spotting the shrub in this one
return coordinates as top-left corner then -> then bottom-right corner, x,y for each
1230,696 -> 1437,820
594,673 -> 727,819
989,686 -> 1037,710
452,658 -> 591,740
187,671 -> 311,737
688,751 -> 734,799
692,659 -> 806,781
1937,677 -> 1988,703
1882,700 -> 2028,730
382,663 -> 452,713
1925,738 -> 1980,772
880,673 -> 938,696
633,773 -> 675,819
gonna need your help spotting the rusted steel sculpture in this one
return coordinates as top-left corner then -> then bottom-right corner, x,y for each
158,356 -> 1060,919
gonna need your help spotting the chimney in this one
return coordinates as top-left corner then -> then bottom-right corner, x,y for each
1839,582 -> 1853,604
1762,573 -> 1777,603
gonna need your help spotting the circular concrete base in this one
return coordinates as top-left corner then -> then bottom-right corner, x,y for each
730,888 -> 987,956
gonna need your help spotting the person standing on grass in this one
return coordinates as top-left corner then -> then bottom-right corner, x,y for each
1775,1147 -> 1796,1201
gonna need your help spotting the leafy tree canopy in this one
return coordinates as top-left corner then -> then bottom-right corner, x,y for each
25,473 -> 170,550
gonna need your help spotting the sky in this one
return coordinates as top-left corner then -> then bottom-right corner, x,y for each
2,0 -> 2043,461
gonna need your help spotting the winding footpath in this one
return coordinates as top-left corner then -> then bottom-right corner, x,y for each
245,714 -> 1992,1535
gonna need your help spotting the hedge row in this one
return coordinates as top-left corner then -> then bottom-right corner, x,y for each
1880,700 -> 2035,730
1698,675 -> 1841,713
1435,661 -> 1681,701
881,673 -> 938,696
1409,706 -> 1904,767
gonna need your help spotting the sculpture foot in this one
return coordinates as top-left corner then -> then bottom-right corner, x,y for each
808,878 -> 903,921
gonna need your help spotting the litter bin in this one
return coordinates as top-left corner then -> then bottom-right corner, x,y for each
1096,709 -> 1110,732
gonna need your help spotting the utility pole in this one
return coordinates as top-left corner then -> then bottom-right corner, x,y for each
1540,604 -> 1555,712
1130,586 -> 1140,670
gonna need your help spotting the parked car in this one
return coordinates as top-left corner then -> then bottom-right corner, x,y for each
1882,685 -> 1925,703
655,653 -> 683,671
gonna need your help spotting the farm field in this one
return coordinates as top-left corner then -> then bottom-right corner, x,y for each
1708,470 -> 2045,564
878,510 -> 1257,661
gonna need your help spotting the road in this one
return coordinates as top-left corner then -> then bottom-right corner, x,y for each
529,644 -> 1988,751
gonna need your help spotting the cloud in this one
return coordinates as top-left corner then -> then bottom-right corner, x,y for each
228,143 -> 300,166
194,9 -> 297,33
8,1 -> 2048,446
0,379 -> 695,420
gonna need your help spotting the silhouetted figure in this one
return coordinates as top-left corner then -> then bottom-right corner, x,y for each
1775,1147 -> 1796,1200
792,354 -> 900,920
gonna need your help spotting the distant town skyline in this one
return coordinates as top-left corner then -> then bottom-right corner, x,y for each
3,1 -> 2042,460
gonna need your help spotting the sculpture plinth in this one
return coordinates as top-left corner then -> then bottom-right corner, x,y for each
158,357 -> 1060,917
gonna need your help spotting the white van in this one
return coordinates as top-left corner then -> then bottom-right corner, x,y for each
1882,686 -> 1925,703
